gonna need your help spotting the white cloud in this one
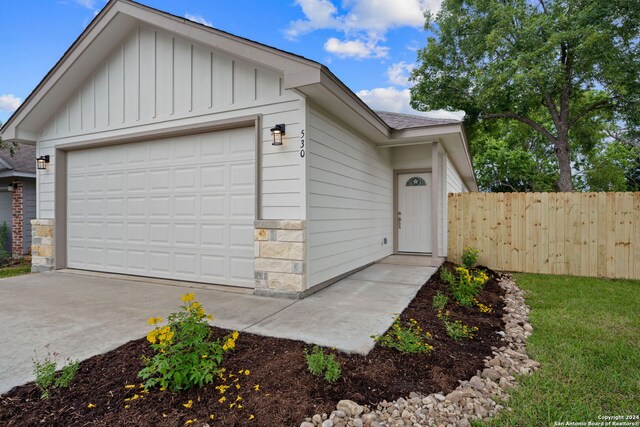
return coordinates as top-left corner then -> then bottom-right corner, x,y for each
287,0 -> 339,39
341,0 -> 441,33
0,94 -> 22,113
324,37 -> 389,59
289,0 -> 441,36
185,13 -> 213,27
75,0 -> 96,9
386,61 -> 414,86
356,87 -> 464,120
288,0 -> 441,59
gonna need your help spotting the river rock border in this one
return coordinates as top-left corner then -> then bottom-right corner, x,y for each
300,273 -> 540,427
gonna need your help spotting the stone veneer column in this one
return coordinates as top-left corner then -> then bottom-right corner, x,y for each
254,220 -> 306,298
31,219 -> 55,272
11,181 -> 23,258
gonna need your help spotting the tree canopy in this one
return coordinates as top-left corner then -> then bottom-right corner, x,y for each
410,0 -> 640,191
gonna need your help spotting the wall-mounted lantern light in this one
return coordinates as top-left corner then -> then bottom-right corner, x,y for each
270,124 -> 285,146
36,155 -> 50,170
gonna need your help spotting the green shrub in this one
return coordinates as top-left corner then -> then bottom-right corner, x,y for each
432,291 -> 449,312
305,346 -> 342,383
0,221 -> 9,259
441,313 -> 478,340
32,351 -> 79,399
138,293 -> 239,391
441,266 -> 489,306
372,316 -> 433,354
461,246 -> 481,269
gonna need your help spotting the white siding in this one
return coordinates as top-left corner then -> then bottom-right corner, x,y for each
36,25 -> 305,220
390,144 -> 432,170
307,108 -> 393,288
441,154 -> 467,257
22,179 -> 36,253
446,155 -> 465,193
437,152 -> 446,257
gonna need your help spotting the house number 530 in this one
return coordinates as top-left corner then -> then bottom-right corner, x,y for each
300,129 -> 305,158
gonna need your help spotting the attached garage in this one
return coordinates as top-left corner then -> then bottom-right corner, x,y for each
65,127 -> 256,287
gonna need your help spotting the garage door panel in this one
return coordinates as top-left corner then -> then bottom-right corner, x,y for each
67,127 -> 255,287
174,196 -> 198,218
230,163 -> 254,186
149,251 -> 171,273
230,195 -> 254,217
149,197 -> 172,218
174,168 -> 197,190
149,170 -> 171,191
201,166 -> 225,189
106,222 -> 125,242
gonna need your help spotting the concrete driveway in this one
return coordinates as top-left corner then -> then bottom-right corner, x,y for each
0,258 -> 435,394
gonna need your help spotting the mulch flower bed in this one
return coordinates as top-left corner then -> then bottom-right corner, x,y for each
0,263 -> 505,426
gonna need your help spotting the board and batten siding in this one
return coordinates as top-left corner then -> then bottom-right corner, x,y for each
36,25 -> 305,220
306,108 -> 393,288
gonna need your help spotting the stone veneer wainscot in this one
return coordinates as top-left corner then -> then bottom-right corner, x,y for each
31,219 -> 54,272
254,220 -> 306,298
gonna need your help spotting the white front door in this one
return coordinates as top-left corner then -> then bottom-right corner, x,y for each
397,173 -> 431,253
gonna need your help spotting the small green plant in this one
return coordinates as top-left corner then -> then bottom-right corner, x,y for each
0,221 -> 10,259
432,291 -> 449,312
461,246 -> 481,269
138,293 -> 239,391
372,316 -> 433,354
32,350 -> 79,399
441,312 -> 478,340
304,346 -> 342,383
440,266 -> 489,306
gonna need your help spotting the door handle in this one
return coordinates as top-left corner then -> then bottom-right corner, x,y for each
397,211 -> 402,229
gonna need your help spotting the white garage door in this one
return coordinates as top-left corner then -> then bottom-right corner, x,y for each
66,127 -> 255,287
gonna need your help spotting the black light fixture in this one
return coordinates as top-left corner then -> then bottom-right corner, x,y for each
270,124 -> 285,146
36,155 -> 50,170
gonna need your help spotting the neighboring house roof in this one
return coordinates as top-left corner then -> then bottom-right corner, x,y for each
0,144 -> 36,179
375,111 -> 461,130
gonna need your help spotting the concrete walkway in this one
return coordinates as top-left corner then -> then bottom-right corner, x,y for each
0,257 -> 435,394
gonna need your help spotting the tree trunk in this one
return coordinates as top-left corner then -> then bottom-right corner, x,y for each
555,130 -> 573,191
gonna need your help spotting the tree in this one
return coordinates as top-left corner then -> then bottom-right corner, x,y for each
472,119 -> 558,192
411,0 -> 640,191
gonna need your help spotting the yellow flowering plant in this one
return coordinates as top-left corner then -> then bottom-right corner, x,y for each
372,316 -> 433,354
441,312 -> 478,340
138,293 -> 239,391
440,265 -> 489,307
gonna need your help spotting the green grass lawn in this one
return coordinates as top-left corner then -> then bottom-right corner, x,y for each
0,265 -> 31,278
482,274 -> 640,427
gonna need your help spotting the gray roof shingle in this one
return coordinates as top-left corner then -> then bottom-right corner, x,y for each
0,143 -> 36,174
375,110 -> 461,130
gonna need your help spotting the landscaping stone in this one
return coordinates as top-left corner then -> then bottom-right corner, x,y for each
302,273 -> 539,426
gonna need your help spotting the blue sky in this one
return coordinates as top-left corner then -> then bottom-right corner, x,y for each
0,0 -> 458,125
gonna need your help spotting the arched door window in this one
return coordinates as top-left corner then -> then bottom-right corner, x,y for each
405,176 -> 427,186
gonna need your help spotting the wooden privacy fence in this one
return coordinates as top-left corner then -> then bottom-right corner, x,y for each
448,192 -> 640,280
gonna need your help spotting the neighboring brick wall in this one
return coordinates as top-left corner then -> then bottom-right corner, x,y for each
11,181 -> 23,258
254,220 -> 306,297
31,219 -> 55,272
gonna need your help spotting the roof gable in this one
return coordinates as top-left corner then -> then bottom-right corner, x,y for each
1,0 -> 321,142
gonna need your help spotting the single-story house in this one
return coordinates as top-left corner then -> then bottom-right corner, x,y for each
0,0 -> 476,297
0,144 -> 37,258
